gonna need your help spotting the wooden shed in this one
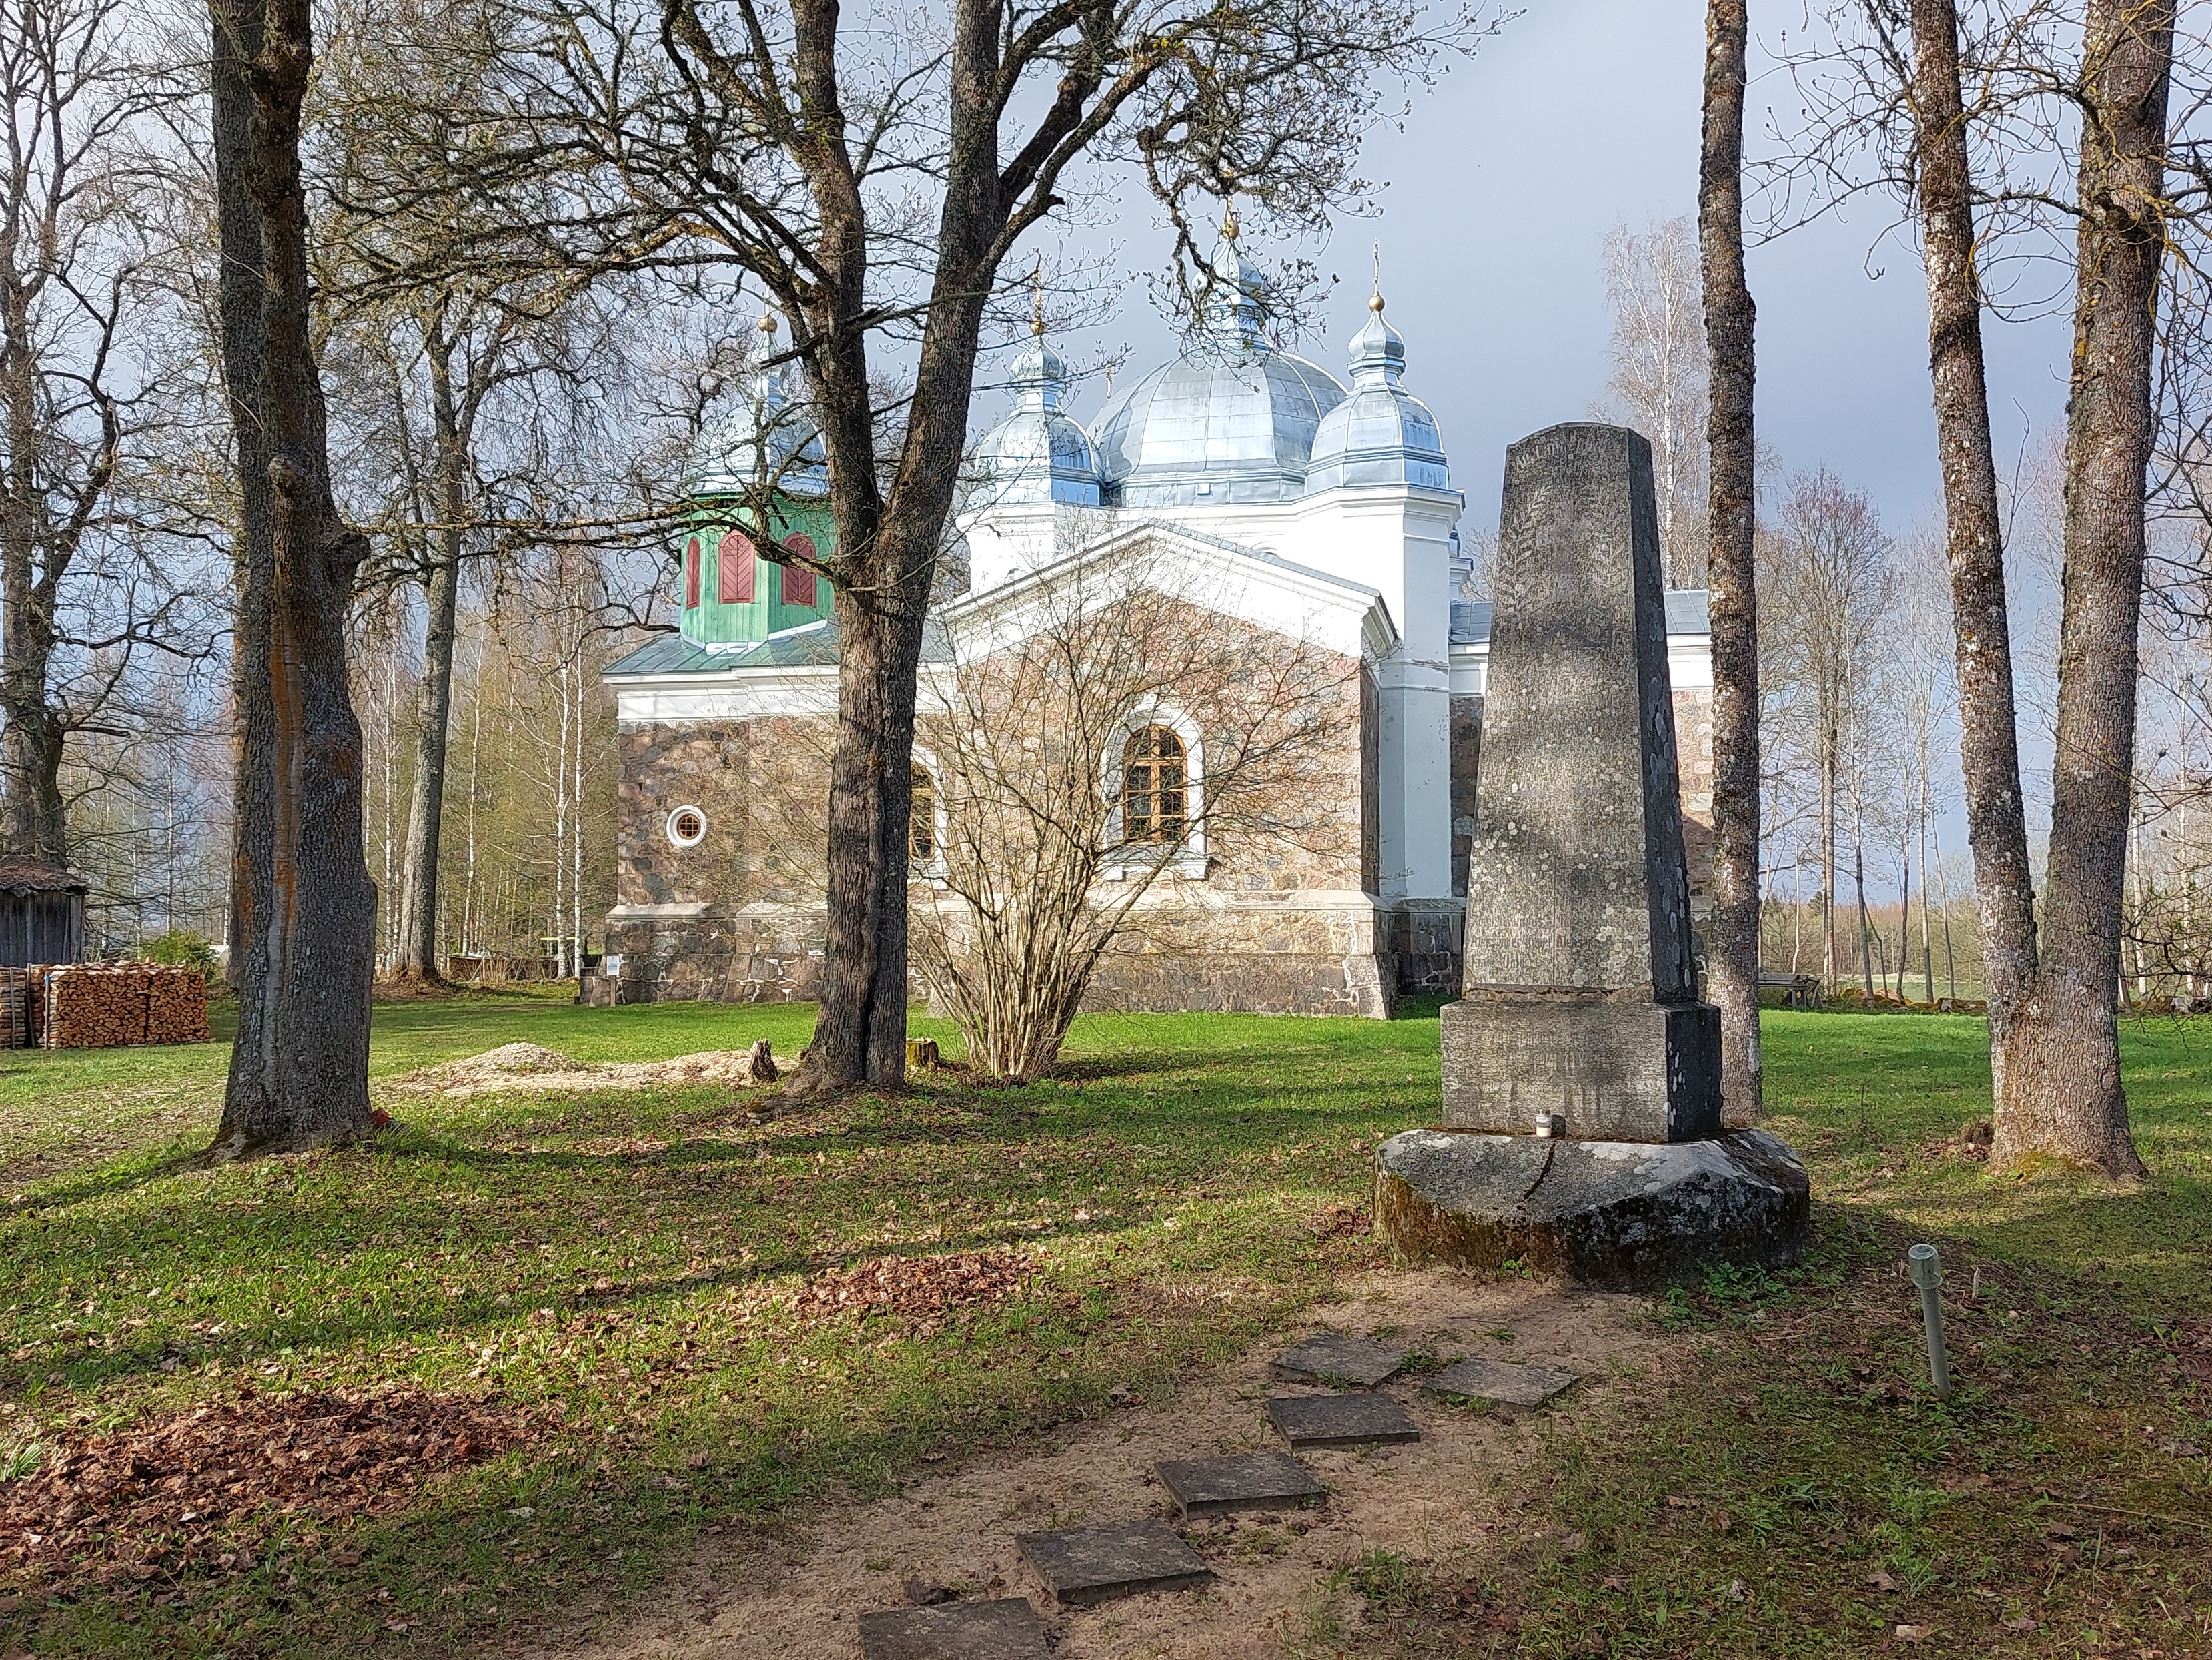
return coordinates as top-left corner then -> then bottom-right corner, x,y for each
0,859 -> 87,967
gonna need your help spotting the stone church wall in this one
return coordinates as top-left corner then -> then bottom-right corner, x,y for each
604,715 -> 835,1005
603,653 -> 1716,1014
602,616 -> 1404,1013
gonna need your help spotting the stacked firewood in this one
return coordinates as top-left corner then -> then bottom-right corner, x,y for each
0,963 -> 212,1048
0,968 -> 28,1048
145,967 -> 210,1044
45,963 -> 153,1048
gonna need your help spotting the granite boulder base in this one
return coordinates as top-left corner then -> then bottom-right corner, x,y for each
1374,1127 -> 1810,1288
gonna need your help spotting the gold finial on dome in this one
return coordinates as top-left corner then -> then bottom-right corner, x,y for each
1221,205 -> 1240,242
1369,242 -> 1386,311
1030,268 -> 1047,336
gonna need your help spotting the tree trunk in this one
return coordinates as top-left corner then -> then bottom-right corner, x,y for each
1896,802 -> 1912,1001
788,0 -> 1007,1090
1852,771 -> 1874,997
1700,0 -> 1762,1120
394,549 -> 458,980
808,590 -> 925,1086
1921,799 -> 1937,1001
210,0 -> 378,1156
0,295 -> 69,865
1995,0 -> 2169,1178
393,330 -> 466,982
1907,0 -> 2041,1066
1820,719 -> 1838,990
2127,801 -> 2148,1003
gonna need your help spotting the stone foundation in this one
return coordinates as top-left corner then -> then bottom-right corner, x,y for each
1390,899 -> 1466,996
604,903 -> 826,1004
594,889 -> 1472,1017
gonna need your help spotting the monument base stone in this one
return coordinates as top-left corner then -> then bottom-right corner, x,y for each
1440,997 -> 1722,1142
1375,1127 -> 1809,1288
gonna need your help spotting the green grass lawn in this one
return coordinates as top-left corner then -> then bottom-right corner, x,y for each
0,997 -> 2206,1658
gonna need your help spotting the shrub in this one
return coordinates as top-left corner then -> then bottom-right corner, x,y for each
141,930 -> 218,978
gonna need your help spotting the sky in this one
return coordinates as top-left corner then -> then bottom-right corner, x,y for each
1052,0 -> 2076,550
1023,0 -> 2095,897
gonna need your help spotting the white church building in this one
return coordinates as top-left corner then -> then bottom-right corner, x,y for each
596,228 -> 1714,1013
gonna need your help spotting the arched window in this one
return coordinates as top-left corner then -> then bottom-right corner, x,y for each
909,763 -> 936,863
1121,725 -> 1187,845
716,531 -> 754,604
683,535 -> 701,608
780,534 -> 818,608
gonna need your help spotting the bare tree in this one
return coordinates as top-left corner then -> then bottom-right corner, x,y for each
1890,528 -> 1956,1001
314,0 -> 643,983
209,0 -> 377,1154
0,0 -> 173,864
1698,0 -> 1762,1120
1762,470 -> 1893,995
912,545 -> 1358,1078
1599,217 -> 1710,589
1784,0 -> 2173,1175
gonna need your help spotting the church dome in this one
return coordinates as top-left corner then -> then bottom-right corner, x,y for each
971,324 -> 1102,507
1304,290 -> 1449,493
691,315 -> 829,499
1092,224 -> 1345,508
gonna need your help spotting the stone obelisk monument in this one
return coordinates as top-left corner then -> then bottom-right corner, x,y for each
1377,424 -> 1808,1286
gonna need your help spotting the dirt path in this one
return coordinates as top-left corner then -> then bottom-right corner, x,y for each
549,1271 -> 1671,1659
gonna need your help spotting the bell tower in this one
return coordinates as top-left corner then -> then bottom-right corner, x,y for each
680,314 -> 836,645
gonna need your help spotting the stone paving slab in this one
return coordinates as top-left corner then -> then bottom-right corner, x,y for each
1015,1519 -> 1214,1607
1156,1450 -> 1327,1519
857,1597 -> 1050,1659
1423,1356 -> 1578,1408
1270,1332 -> 1407,1388
1265,1392 -> 1421,1450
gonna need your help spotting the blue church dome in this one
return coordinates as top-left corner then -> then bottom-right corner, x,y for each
1304,290 -> 1449,493
971,324 -> 1102,506
1091,224 -> 1345,508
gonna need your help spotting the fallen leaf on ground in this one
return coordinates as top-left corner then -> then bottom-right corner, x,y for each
790,1248 -> 1037,1330
0,1389 -> 532,1589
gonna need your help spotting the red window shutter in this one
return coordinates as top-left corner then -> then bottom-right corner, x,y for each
684,536 -> 700,608
718,532 -> 754,603
780,539 -> 817,608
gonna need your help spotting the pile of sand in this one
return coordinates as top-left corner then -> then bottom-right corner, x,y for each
393,1042 -> 776,1098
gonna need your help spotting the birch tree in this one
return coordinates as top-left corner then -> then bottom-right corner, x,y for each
1599,217 -> 1710,589
1762,470 -> 1893,993
1698,0 -> 1763,1119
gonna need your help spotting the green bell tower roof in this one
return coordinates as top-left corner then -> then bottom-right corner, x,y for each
676,315 -> 835,645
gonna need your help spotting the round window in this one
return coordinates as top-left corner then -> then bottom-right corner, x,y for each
666,805 -> 708,849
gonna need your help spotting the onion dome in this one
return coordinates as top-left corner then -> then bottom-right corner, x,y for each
1091,218 -> 1346,508
691,313 -> 829,498
971,308 -> 1103,506
1304,286 -> 1449,493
